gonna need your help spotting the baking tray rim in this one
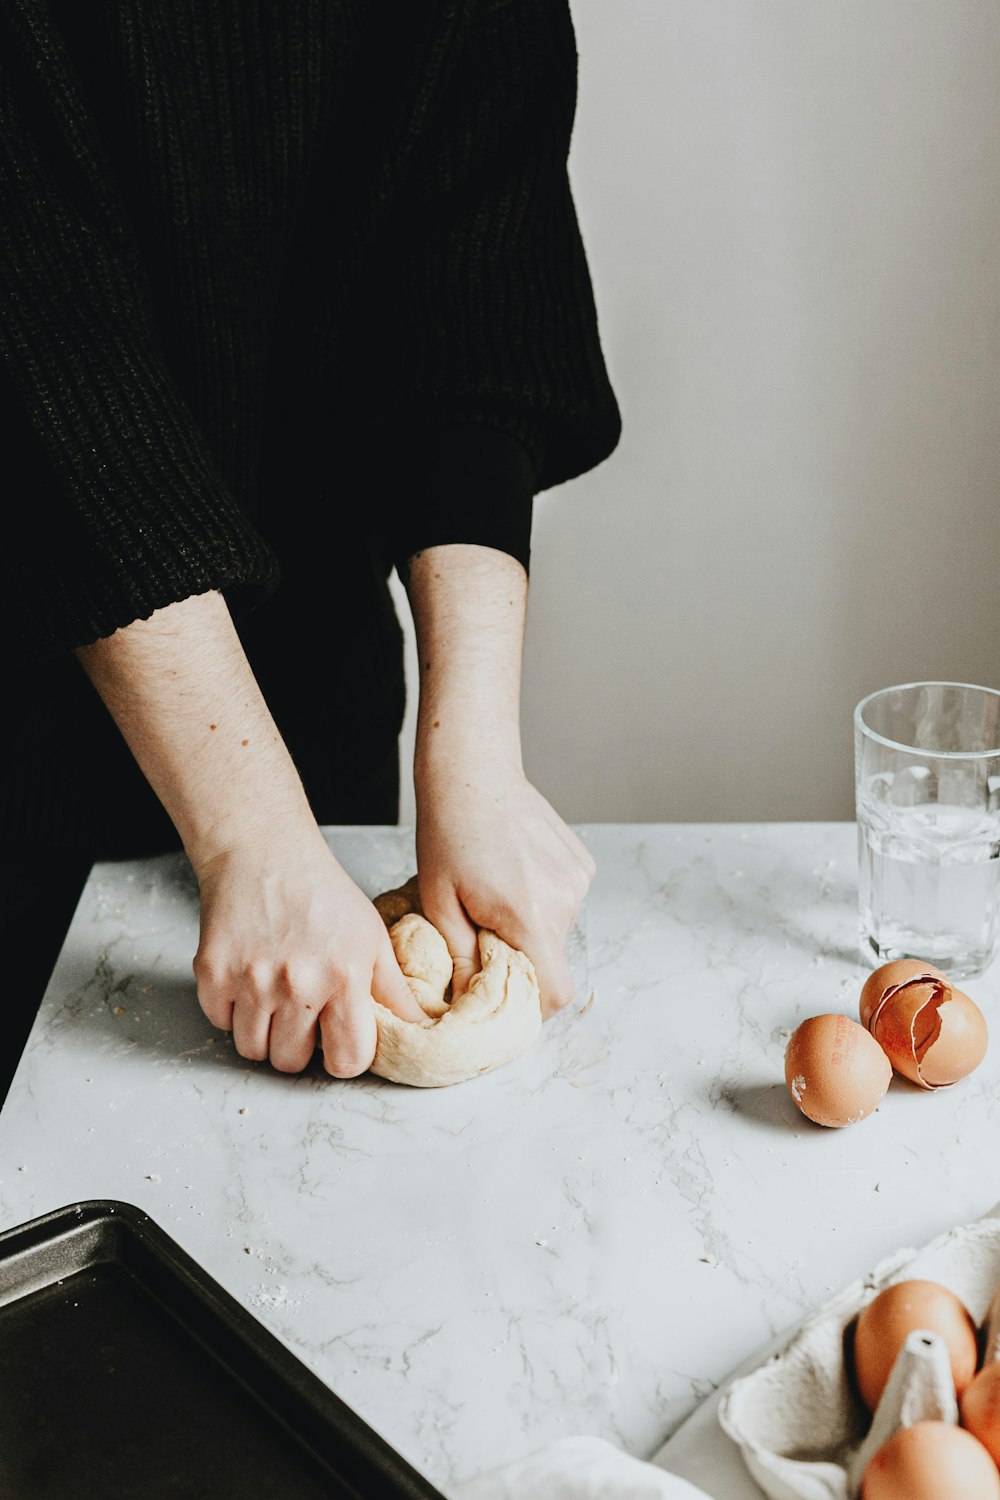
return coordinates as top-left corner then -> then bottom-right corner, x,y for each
0,1198 -> 445,1500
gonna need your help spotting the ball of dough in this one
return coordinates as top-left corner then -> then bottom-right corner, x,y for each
370,879 -> 543,1088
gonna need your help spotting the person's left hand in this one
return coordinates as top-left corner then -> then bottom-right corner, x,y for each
415,758 -> 595,1016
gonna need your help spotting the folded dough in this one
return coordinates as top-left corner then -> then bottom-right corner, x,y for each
370,878 -> 543,1088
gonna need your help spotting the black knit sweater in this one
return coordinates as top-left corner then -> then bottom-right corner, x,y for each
0,0 -> 621,852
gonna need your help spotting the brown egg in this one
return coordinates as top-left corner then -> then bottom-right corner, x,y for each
860,959 -> 949,1031
784,1014 -> 891,1128
961,1362 -> 1000,1466
853,1279 -> 979,1412
867,979 -> 989,1089
861,1421 -> 1000,1499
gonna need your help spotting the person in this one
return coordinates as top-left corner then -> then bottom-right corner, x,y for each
0,0 -> 621,1098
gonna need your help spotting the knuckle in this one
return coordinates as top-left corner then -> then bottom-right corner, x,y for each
272,962 -> 295,998
243,958 -> 273,990
275,960 -> 320,1001
514,910 -> 559,955
331,960 -> 368,997
193,947 -> 223,985
493,896 -> 529,936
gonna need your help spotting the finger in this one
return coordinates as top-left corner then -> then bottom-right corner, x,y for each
232,1000 -> 272,1062
192,953 -> 234,1031
525,938 -> 576,1019
197,983 -> 234,1033
268,998 -> 322,1073
420,881 -> 479,998
319,979 -> 378,1078
373,933 -> 427,1023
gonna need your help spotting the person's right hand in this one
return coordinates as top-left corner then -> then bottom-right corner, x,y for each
192,822 -> 426,1076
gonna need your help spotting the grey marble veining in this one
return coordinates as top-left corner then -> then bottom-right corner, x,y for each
0,825 -> 997,1494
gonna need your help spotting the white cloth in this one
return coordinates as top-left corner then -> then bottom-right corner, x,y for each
452,1436 -> 715,1500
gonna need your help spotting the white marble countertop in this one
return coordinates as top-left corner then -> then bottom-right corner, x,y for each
1,824 -> 997,1496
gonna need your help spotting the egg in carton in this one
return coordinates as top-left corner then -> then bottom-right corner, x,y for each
717,1212 -> 1000,1499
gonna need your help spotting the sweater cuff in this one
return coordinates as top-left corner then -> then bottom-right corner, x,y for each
393,422 -> 538,581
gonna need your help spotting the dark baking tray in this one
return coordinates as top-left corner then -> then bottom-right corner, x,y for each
0,1201 -> 446,1500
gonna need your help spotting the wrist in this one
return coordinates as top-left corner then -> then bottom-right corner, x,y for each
414,717 -> 524,796
185,779 -> 324,880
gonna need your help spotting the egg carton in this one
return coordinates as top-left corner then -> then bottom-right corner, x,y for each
717,1212 -> 1000,1500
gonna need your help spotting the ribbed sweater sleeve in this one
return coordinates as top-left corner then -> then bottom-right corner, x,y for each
0,8 -> 278,662
369,0 -> 622,578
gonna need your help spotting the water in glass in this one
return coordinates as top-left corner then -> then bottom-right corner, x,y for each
858,768 -> 1000,977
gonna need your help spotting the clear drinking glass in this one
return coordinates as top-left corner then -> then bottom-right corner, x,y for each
854,681 -> 1000,978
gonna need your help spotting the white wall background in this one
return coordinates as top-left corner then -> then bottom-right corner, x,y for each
395,0 -> 1000,825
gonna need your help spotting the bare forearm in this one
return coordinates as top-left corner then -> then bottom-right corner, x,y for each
76,590 -> 422,1072
75,590 -> 316,869
406,543 -> 594,1016
407,543 -> 527,785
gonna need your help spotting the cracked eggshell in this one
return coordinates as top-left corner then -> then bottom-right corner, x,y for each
784,1014 -> 892,1128
869,981 -> 988,1089
859,960 -> 949,1031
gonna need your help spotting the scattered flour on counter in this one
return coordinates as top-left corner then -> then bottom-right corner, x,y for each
248,1284 -> 300,1312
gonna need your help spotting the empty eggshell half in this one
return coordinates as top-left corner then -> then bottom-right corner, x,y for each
784,1014 -> 892,1128
859,959 -> 950,1031
863,975 -> 989,1090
